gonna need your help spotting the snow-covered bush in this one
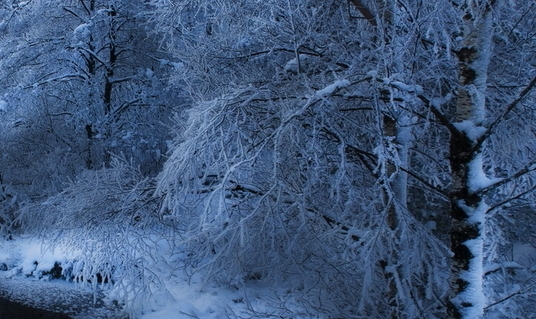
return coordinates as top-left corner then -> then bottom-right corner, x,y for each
17,156 -> 170,316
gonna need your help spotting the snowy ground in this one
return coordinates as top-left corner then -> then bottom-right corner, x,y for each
0,237 -> 317,319
0,237 -> 126,318
2,235 -> 536,318
0,276 -> 126,318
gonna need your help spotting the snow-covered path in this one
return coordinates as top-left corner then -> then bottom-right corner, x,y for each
0,277 -> 126,319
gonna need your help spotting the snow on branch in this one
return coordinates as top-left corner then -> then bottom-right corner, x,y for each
25,74 -> 87,88
389,80 -> 424,94
453,120 -> 487,142
484,261 -> 524,276
376,76 -> 424,94
468,154 -> 502,193
315,79 -> 350,96
479,158 -> 536,196
475,74 -> 536,151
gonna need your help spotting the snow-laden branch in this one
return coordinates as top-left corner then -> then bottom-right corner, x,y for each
484,261 -> 524,276
478,158 -> 536,196
316,79 -> 350,96
417,94 -> 460,133
399,166 -> 449,198
487,184 -> 536,216
475,74 -> 536,152
78,47 -> 110,70
366,75 -> 461,138
385,79 -> 424,94
24,74 -> 87,88
484,284 -> 536,312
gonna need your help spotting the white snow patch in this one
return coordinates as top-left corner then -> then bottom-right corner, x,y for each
73,23 -> 91,41
457,236 -> 486,319
237,37 -> 253,50
316,79 -> 350,96
425,220 -> 437,231
284,54 -> 311,74
170,62 -> 184,69
145,68 -> 154,77
391,81 -> 424,94
431,94 -> 453,110
139,274 -> 315,319
468,154 -> 501,193
453,120 -> 487,141
1,236 -> 316,319
0,100 -> 7,111
366,70 -> 378,78
0,237 -> 80,277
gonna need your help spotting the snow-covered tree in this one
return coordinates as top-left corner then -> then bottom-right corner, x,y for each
0,0 -> 176,199
0,3 -> 179,313
154,0 -> 536,317
153,1 -> 450,317
0,0 -> 534,318
18,156 -> 170,315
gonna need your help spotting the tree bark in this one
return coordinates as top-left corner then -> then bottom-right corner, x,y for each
447,2 -> 493,318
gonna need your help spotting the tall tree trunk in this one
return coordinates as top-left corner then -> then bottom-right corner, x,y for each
448,2 -> 493,318
104,6 -> 117,115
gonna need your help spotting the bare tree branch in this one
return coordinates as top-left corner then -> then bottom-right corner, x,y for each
348,0 -> 378,26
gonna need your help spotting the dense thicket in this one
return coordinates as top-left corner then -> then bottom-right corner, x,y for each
1,0 -> 535,318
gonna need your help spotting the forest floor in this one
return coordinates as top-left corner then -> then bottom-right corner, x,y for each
1,235 -> 536,318
0,275 -> 127,319
0,236 -> 312,319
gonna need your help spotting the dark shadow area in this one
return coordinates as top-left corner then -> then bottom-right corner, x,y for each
0,296 -> 72,319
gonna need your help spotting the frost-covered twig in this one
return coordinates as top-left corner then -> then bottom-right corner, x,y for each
178,311 -> 201,318
484,284 -> 536,311
475,74 -> 536,152
487,184 -> 536,216
478,158 -> 536,196
484,261 -> 524,276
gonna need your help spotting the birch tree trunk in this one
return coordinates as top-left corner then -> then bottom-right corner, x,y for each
448,2 -> 493,318
349,1 -> 411,316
